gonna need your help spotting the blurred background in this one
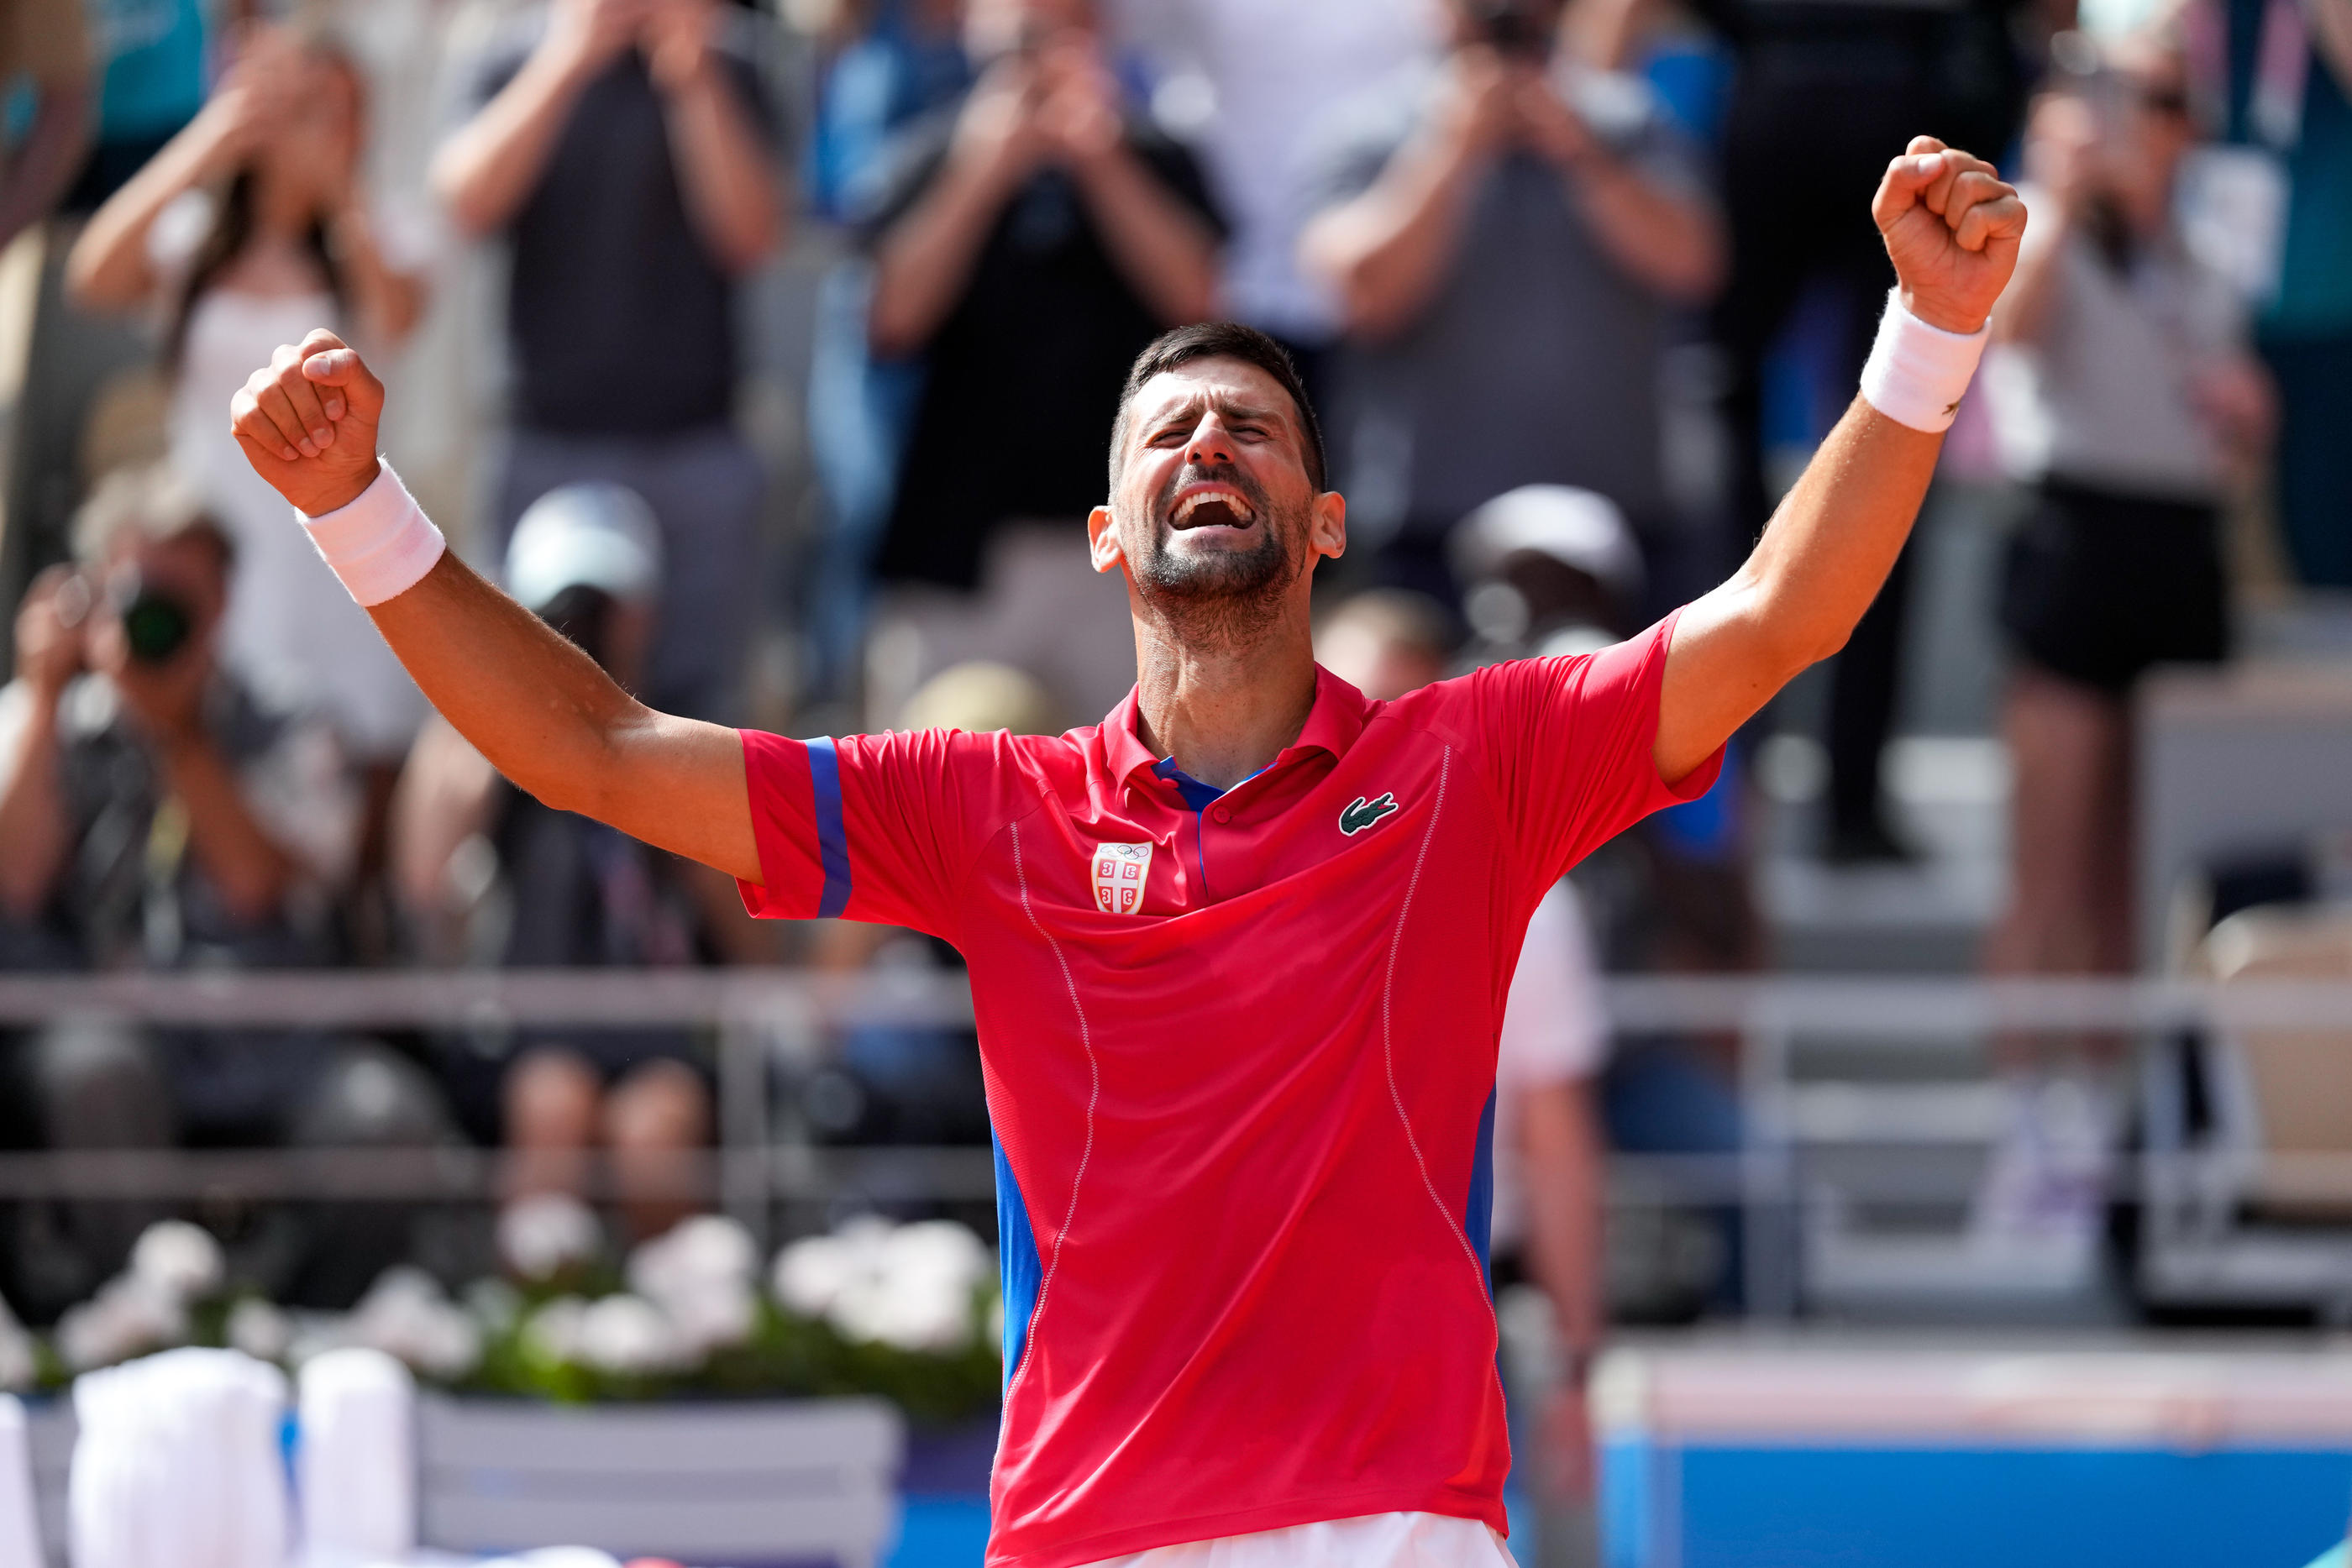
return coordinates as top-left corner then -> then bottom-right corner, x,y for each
1,0 -> 2351,1564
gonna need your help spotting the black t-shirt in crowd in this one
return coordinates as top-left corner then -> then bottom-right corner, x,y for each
475,27 -> 775,438
862,106 -> 1223,592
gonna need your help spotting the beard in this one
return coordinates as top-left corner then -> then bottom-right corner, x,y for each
1123,462 -> 1305,646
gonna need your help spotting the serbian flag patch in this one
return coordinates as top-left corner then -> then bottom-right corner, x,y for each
1091,842 -> 1154,915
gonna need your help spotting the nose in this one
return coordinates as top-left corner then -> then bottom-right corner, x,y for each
1184,413 -> 1236,470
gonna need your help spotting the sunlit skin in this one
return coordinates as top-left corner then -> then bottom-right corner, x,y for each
1087,360 -> 1347,789
225,137 -> 2024,893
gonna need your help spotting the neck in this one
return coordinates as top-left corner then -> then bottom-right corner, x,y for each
1130,595 -> 1317,790
251,172 -> 321,242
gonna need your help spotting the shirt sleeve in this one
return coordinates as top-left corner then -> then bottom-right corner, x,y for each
1459,610 -> 1724,889
734,727 -> 993,939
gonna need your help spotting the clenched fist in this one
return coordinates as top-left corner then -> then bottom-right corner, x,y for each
230,328 -> 385,517
1873,136 -> 2028,335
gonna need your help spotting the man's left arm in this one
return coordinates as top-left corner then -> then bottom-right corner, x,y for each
1654,138 -> 2025,783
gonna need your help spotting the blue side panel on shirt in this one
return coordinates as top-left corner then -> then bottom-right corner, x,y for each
809,737 -> 853,917
1466,1086 -> 1498,1296
994,1133 -> 1043,1389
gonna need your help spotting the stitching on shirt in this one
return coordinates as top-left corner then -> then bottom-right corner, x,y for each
1378,747 -> 1487,1282
1003,817 -> 1100,1405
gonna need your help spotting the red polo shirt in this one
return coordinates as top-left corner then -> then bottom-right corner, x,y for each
737,615 -> 1719,1568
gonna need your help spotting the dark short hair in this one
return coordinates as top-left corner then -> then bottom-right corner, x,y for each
1109,323 -> 1327,494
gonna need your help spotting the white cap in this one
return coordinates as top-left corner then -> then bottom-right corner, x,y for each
503,483 -> 661,613
1450,485 -> 1644,604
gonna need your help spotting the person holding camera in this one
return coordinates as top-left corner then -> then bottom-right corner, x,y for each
855,0 -> 1223,726
0,467 -> 449,1312
433,0 -> 783,726
1296,0 -> 1725,618
68,24 -> 430,782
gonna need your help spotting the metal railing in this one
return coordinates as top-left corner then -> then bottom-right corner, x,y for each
5,969 -> 2352,1316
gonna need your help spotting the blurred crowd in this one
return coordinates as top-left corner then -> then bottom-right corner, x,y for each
0,0 -> 2346,1532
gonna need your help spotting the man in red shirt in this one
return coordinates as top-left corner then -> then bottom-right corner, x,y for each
231,138 -> 2022,1568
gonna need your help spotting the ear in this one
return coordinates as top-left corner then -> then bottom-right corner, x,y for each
1086,505 -> 1126,575
1309,489 -> 1347,564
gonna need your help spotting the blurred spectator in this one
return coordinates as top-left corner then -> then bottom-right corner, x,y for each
1105,0 -> 1438,371
433,0 -> 784,724
0,466 -> 448,1312
0,0 -> 92,249
802,0 -> 973,701
797,661 -> 1058,1163
2192,0 -> 2352,585
1983,33 -> 2269,983
1317,588 -> 1610,1545
806,0 -> 973,218
1453,485 -> 1761,977
391,484 -> 764,1241
1974,32 -> 2270,1264
60,0 -> 228,214
1297,0 -> 1724,615
858,0 -> 1222,726
1618,0 -> 2032,863
66,25 -> 430,784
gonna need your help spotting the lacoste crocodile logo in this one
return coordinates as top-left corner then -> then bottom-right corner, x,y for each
1339,794 -> 1399,836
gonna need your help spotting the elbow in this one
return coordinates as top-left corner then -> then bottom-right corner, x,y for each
428,154 -> 503,242
1652,210 -> 1730,307
716,198 -> 786,278
1160,268 -> 1220,328
865,279 -> 930,361
61,239 -> 132,315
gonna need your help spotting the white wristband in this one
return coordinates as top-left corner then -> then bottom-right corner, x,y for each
1857,288 -> 1987,434
299,462 -> 445,607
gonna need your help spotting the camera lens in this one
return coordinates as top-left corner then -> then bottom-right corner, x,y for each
120,585 -> 192,664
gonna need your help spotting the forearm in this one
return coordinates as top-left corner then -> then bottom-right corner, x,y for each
1072,149 -> 1218,324
869,157 -> 1016,355
365,551 -> 758,881
659,65 -> 785,275
1658,401 -> 1941,780
1569,158 -> 1725,304
157,732 -> 299,921
66,101 -> 236,308
0,89 -> 92,252
1299,134 -> 1484,340
431,51 -> 590,238
1519,1081 -> 1607,1359
0,698 -> 70,918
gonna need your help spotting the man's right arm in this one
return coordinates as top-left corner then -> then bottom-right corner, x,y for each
232,333 -> 764,886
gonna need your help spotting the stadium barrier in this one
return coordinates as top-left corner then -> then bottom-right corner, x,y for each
7,970 -> 2352,1318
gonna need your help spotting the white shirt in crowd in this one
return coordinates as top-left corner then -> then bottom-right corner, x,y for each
150,189 -> 432,763
1491,877 -> 1609,1256
1982,181 -> 2247,503
1109,0 -> 1439,343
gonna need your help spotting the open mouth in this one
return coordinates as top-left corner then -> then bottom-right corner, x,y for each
1169,485 -> 1258,532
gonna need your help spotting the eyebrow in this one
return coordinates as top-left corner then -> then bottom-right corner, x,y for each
1142,391 -> 1291,437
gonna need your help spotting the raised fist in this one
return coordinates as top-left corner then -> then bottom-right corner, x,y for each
229,328 -> 386,517
1872,136 -> 2029,335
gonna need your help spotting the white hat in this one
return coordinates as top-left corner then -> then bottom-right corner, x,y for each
503,484 -> 662,613
1449,485 -> 1644,603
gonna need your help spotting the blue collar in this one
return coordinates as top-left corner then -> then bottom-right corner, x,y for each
1152,758 -> 1226,813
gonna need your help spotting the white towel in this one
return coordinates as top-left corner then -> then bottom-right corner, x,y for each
0,1398 -> 43,1568
297,1349 -> 417,1565
69,1348 -> 291,1568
